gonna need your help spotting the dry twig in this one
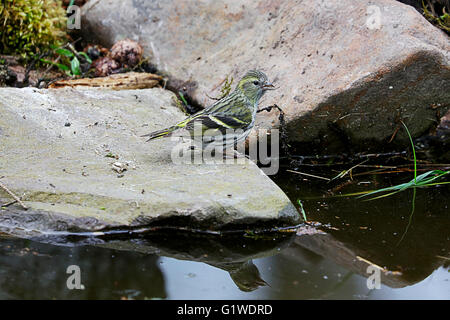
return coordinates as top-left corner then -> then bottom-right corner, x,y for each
0,181 -> 28,210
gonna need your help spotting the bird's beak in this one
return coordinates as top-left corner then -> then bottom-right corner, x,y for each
263,83 -> 275,90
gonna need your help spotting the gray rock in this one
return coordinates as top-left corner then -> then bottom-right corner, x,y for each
416,109 -> 450,161
81,0 -> 449,151
0,87 -> 300,235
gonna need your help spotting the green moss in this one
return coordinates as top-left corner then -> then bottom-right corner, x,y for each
0,0 -> 67,60
422,0 -> 450,34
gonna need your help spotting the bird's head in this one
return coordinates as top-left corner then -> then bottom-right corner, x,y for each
236,70 -> 274,104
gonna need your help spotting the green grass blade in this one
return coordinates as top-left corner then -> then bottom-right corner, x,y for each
79,52 -> 92,64
401,121 -> 417,183
397,188 -> 416,246
417,181 -> 450,187
357,182 -> 410,198
361,189 -> 404,201
178,91 -> 188,106
297,200 -> 307,222
358,169 -> 449,200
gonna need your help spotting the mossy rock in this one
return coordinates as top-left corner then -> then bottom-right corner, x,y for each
0,0 -> 67,60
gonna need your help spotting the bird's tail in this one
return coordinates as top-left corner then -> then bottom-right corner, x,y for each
141,125 -> 178,142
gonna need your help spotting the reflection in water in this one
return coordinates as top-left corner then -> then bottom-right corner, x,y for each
0,172 -> 448,299
0,235 -> 166,299
0,231 -> 294,298
213,261 -> 268,292
272,170 -> 450,293
0,221 -> 448,299
97,231 -> 294,293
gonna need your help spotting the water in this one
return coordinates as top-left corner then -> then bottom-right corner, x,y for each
0,171 -> 448,299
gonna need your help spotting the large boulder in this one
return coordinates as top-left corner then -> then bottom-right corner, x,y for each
0,87 -> 299,236
81,0 -> 450,151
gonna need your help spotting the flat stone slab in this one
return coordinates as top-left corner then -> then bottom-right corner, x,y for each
0,87 -> 300,236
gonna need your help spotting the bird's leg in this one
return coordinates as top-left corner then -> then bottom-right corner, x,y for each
233,149 -> 249,159
233,141 -> 249,159
221,148 -> 248,165
222,148 -> 235,160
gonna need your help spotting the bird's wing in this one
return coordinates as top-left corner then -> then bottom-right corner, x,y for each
176,92 -> 253,137
184,113 -> 251,135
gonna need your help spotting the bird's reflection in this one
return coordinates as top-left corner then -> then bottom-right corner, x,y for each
4,229 -> 294,295
211,260 -> 268,292
98,230 -> 294,292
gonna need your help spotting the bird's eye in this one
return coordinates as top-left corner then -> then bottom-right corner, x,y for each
253,81 -> 259,85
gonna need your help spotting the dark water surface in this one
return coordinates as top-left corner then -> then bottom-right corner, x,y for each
0,172 -> 448,299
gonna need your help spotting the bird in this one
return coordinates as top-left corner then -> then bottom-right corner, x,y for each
141,70 -> 275,151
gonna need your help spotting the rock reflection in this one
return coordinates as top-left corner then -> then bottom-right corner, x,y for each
274,171 -> 450,290
98,231 -> 294,292
0,233 -> 166,299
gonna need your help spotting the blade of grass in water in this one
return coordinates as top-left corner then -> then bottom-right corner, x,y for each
397,188 -> 416,246
357,121 -> 448,200
178,91 -> 188,107
297,200 -> 308,222
357,170 -> 449,200
402,121 -> 417,184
